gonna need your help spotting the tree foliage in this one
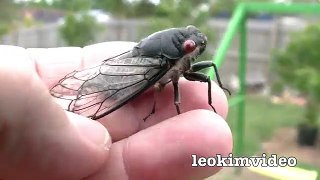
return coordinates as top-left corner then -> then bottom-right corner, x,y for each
55,0 -> 104,47
93,0 -> 156,18
93,0 -> 128,17
0,0 -> 18,37
210,0 -> 275,17
21,0 -> 91,11
273,24 -> 320,125
0,0 -> 17,22
59,13 -> 103,46
51,0 -> 92,11
20,0 -> 51,8
129,0 -> 157,17
210,0 -> 237,16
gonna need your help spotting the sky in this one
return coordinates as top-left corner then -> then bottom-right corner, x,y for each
150,0 -> 160,4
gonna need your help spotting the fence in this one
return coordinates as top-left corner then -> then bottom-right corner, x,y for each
1,17 -> 310,88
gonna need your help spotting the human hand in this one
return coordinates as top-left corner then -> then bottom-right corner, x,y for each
0,42 -> 232,180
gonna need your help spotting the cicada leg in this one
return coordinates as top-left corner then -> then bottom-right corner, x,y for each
183,61 -> 231,113
142,82 -> 165,121
183,72 -> 216,113
190,61 -> 231,95
142,98 -> 156,121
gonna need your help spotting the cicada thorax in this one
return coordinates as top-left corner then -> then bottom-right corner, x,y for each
136,29 -> 194,59
137,28 -> 203,91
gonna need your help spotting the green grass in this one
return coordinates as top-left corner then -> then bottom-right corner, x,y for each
227,95 -> 304,156
296,163 -> 320,180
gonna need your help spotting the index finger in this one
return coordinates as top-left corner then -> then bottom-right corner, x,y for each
27,41 -> 136,87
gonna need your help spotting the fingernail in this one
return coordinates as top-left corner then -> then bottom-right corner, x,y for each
68,112 -> 112,150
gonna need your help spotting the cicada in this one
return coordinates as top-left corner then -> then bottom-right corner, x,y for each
50,25 -> 230,120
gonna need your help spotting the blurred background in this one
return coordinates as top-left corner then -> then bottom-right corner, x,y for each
1,0 -> 320,179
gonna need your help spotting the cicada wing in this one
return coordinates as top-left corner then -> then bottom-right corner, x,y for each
50,65 -> 102,111
50,52 -> 168,120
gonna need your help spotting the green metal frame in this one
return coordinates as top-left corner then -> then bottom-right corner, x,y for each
208,2 -> 320,158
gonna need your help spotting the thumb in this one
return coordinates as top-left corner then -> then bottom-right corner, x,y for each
0,46 -> 111,180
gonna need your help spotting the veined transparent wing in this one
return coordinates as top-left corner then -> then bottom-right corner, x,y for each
50,51 -> 169,119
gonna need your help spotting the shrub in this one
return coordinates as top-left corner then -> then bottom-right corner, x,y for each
272,24 -> 320,126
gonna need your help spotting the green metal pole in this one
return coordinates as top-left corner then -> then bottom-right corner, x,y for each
205,2 -> 320,175
235,11 -> 247,160
209,4 -> 245,79
228,95 -> 245,107
209,2 -> 320,79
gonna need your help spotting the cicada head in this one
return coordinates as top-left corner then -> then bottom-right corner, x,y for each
183,25 -> 208,59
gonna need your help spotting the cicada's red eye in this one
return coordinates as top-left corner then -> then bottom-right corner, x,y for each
183,40 -> 196,54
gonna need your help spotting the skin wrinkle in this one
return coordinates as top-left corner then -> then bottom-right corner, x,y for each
0,117 -> 10,154
130,107 -> 143,137
29,47 -> 85,88
79,48 -> 86,70
35,60 -> 41,78
122,137 -> 131,180
27,48 -> 40,76
27,49 -> 44,85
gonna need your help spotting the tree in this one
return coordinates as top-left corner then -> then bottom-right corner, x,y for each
52,0 -> 91,11
129,0 -> 157,17
93,0 -> 156,18
0,0 -> 17,22
21,0 -> 51,8
209,0 -> 236,16
54,0 -> 104,47
93,0 -> 129,18
23,0 -> 92,11
59,13 -> 103,47
0,0 -> 18,37
272,24 -> 320,145
209,0 -> 273,16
